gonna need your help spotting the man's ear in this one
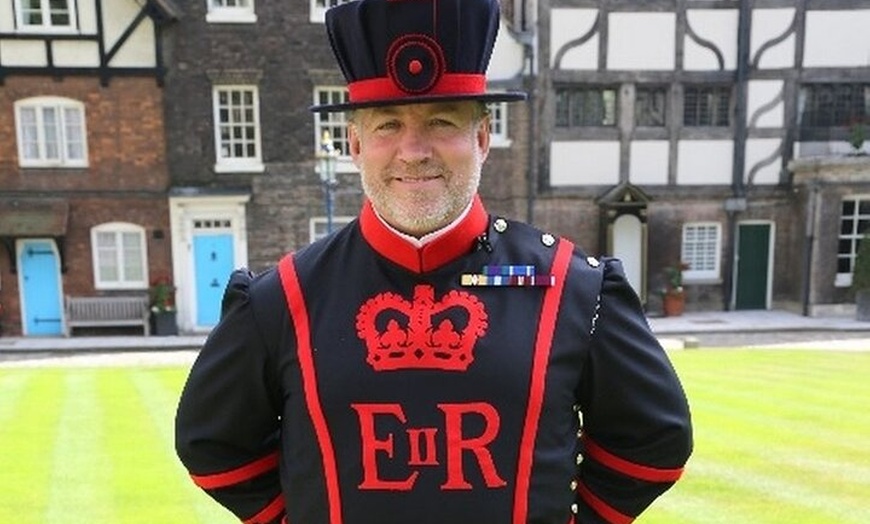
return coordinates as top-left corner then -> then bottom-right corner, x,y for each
348,123 -> 362,167
476,116 -> 491,163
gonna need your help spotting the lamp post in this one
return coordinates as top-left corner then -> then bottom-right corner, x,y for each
317,130 -> 340,234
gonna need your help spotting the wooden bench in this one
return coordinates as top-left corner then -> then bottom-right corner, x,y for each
65,295 -> 150,336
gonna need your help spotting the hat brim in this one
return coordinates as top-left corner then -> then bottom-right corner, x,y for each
309,90 -> 526,113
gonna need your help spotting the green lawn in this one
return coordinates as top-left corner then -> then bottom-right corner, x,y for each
1,349 -> 869,523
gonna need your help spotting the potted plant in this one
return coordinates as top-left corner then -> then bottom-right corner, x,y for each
853,235 -> 870,322
149,276 -> 178,335
661,262 -> 690,317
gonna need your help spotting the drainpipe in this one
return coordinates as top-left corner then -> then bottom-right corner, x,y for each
725,0 -> 752,310
802,179 -> 819,316
521,0 -> 537,224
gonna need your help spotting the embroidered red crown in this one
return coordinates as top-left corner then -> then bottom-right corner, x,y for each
355,285 -> 488,372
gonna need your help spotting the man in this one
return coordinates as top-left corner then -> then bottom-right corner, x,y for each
175,0 -> 692,523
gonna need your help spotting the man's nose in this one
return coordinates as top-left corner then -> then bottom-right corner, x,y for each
396,126 -> 433,163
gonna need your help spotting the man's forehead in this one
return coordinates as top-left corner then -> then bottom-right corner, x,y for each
361,101 -> 476,118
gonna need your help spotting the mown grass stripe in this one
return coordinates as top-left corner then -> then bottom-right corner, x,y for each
44,370 -> 118,524
640,350 -> 870,524
128,367 -> 238,523
0,370 -> 65,523
0,370 -> 32,425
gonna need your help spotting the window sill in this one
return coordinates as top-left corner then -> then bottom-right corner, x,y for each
214,161 -> 265,174
206,11 -> 258,24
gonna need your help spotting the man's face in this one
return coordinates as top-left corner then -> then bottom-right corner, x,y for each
348,101 -> 490,237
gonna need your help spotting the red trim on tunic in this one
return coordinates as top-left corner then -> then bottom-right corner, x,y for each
358,195 -> 489,273
278,255 -> 344,524
583,436 -> 684,483
243,493 -> 286,524
512,238 -> 574,524
348,74 -> 486,103
190,451 -> 279,489
577,483 -> 634,524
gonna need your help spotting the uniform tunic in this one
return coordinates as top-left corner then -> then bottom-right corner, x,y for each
175,196 -> 692,524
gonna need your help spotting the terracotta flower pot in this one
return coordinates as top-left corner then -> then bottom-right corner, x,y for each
663,293 -> 685,317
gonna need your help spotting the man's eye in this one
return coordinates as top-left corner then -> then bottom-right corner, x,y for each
374,121 -> 400,131
430,118 -> 455,127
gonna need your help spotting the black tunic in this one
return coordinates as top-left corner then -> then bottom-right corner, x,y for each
175,196 -> 692,524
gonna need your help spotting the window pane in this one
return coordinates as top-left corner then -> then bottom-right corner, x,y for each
636,88 -> 666,127
122,232 -> 144,281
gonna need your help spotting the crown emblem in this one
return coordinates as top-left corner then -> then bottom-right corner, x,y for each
355,285 -> 488,372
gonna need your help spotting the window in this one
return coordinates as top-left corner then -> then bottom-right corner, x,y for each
311,0 -> 352,22
837,197 -> 870,286
488,102 -> 510,147
635,87 -> 667,127
213,86 -> 263,172
206,0 -> 256,23
683,86 -> 730,127
15,0 -> 77,31
15,97 -> 87,168
310,216 -> 355,242
91,223 -> 148,290
800,83 -> 869,128
314,87 -> 351,158
681,223 -> 721,281
555,87 -> 617,127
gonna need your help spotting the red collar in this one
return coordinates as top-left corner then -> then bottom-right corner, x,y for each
359,195 -> 489,273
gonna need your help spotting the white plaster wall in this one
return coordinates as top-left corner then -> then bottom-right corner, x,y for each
104,1 -> 157,67
607,13 -> 675,70
629,141 -> 669,185
804,10 -> 870,67
0,2 -> 14,31
747,80 -> 784,128
684,10 -> 738,70
751,9 -> 795,69
489,21 -> 526,80
677,140 -> 734,185
77,0 -> 98,33
53,41 -> 101,67
745,138 -> 782,185
0,41 -> 47,66
550,8 -> 599,69
550,141 -> 620,186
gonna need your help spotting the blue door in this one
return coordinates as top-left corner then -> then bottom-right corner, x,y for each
19,240 -> 64,336
193,234 -> 234,327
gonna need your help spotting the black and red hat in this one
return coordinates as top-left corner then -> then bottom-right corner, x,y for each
311,0 -> 527,113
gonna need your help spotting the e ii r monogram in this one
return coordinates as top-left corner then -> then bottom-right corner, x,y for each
352,402 -> 507,491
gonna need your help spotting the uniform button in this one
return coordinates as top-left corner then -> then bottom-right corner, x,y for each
571,503 -> 579,514
586,256 -> 600,268
541,233 -> 556,247
576,453 -> 584,465
570,480 -> 578,491
493,218 -> 508,233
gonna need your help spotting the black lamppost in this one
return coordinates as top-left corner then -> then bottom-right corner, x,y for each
318,130 -> 340,234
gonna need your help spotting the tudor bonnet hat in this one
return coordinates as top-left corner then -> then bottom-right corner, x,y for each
311,0 -> 527,112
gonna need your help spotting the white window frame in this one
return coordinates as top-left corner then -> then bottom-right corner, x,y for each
310,0 -> 351,23
681,222 -> 722,282
206,0 -> 257,23
836,196 -> 870,287
313,86 -> 356,173
309,216 -> 356,242
213,85 -> 264,173
488,101 -> 511,148
15,96 -> 88,168
14,0 -> 78,33
91,222 -> 149,290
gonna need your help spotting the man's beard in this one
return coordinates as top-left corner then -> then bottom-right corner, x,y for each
362,162 -> 480,236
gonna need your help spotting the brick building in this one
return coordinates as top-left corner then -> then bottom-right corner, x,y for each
0,0 -> 178,336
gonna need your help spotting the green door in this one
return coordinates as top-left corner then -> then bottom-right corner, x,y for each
735,223 -> 771,310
